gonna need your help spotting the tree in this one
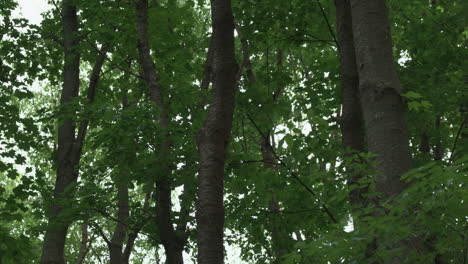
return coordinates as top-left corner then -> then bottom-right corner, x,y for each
1,0 -> 466,263
349,0 -> 425,261
40,1 -> 81,262
196,0 -> 238,262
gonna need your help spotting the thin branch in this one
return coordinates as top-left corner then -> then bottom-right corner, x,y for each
175,184 -> 194,243
235,23 -> 256,84
75,222 -> 88,264
80,33 -> 143,80
246,112 -> 339,224
93,208 -> 159,243
315,0 -> 339,49
259,208 -> 320,214
89,242 -> 104,264
72,44 -> 110,163
228,159 -> 280,166
449,114 -> 466,163
91,223 -> 111,247
197,36 -> 214,109
123,191 -> 152,262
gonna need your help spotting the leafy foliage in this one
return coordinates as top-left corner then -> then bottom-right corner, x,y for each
0,0 -> 466,263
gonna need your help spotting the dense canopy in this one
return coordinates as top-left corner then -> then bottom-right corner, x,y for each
0,0 -> 466,263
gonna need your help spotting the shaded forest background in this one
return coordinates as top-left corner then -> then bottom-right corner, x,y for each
0,0 -> 466,263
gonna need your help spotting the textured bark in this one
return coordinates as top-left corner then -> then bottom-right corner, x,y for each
196,0 -> 238,262
335,0 -> 366,210
135,1 -> 187,262
350,0 -> 425,261
40,1 -> 80,263
350,0 -> 411,198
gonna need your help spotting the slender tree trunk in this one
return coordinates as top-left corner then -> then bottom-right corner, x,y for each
40,3 -> 108,260
334,5 -> 374,259
196,0 -> 238,262
122,192 -> 152,264
109,182 -> 129,264
75,223 -> 88,264
40,1 -> 80,263
237,24 -> 290,260
335,0 -> 365,209
420,133 -> 430,154
237,23 -> 292,260
135,1 -> 187,262
350,0 -> 425,261
434,115 -> 444,161
265,50 -> 290,261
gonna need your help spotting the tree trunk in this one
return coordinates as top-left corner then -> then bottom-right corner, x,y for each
196,0 -> 238,262
335,0 -> 366,210
40,1 -> 80,263
434,115 -> 444,161
420,133 -> 430,154
135,1 -> 187,262
237,24 -> 290,260
123,192 -> 152,264
75,223 -> 88,264
350,0 -> 411,199
41,13 -> 108,261
350,0 -> 425,261
109,182 -> 129,264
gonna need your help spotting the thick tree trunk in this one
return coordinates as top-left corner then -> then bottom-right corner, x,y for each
350,0 -> 411,199
196,0 -> 238,262
40,1 -> 80,263
350,0 -> 425,261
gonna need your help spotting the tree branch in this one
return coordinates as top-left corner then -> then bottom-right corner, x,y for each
315,0 -> 339,48
245,112 -> 339,224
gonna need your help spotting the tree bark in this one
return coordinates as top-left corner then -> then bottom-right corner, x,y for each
122,192 -> 152,264
40,3 -> 108,261
350,0 -> 411,200
350,0 -> 425,261
196,0 -> 238,262
109,182 -> 129,264
335,0 -> 366,215
135,1 -> 187,262
40,1 -> 80,263
75,223 -> 88,264
420,132 -> 430,154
